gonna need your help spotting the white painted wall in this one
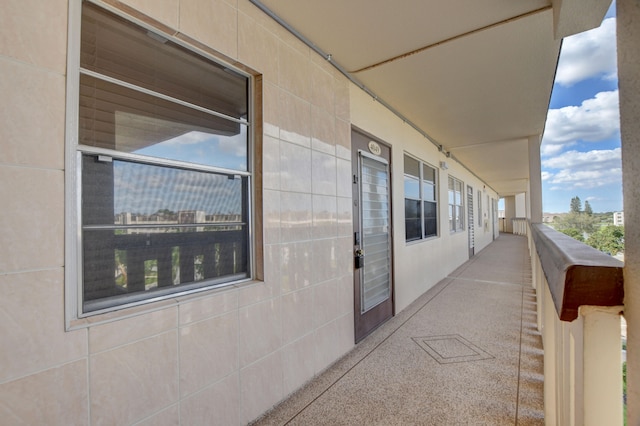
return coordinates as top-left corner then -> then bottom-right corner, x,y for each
516,193 -> 527,217
350,86 -> 498,312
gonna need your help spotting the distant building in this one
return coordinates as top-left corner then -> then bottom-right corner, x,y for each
614,211 -> 624,226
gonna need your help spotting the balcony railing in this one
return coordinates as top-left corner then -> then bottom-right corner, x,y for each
512,217 -> 528,236
529,223 -> 624,425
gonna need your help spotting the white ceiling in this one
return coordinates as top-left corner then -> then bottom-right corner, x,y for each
254,0 -> 609,197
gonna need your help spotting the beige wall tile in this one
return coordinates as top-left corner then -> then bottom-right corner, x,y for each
180,374 -> 240,426
282,333 -> 316,397
0,360 -> 88,426
263,243 -> 282,285
280,142 -> 312,192
279,90 -> 311,147
337,274 -> 355,317
278,43 -> 311,102
335,77 -> 351,122
337,196 -> 353,238
90,331 -> 179,425
133,404 -> 179,426
90,307 -> 178,354
336,157 -> 352,198
335,312 -> 356,358
311,106 -> 337,155
240,350 -> 283,424
275,23 -> 311,60
263,135 -> 281,190
313,279 -> 339,329
238,280 -> 279,308
314,320 -> 339,373
0,0 -> 67,73
178,290 -> 238,325
237,0 -> 282,37
179,312 -> 238,397
0,58 -> 65,169
0,166 -> 64,272
280,191 -> 312,243
120,0 -> 179,28
281,287 -> 314,344
263,189 -> 281,244
311,65 -> 335,114
238,11 -> 278,82
335,118 -> 352,160
0,269 -> 86,383
179,0 -> 238,59
311,239 -> 338,285
312,194 -> 338,240
263,82 -> 280,138
336,236 -> 354,278
238,298 -> 282,367
280,241 -> 312,294
312,151 -> 337,196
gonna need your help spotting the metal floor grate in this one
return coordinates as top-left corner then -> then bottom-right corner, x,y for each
412,334 -> 494,364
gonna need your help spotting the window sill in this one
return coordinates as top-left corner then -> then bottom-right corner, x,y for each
405,235 -> 439,246
67,279 -> 262,331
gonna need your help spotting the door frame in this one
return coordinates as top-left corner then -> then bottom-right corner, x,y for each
351,127 -> 394,343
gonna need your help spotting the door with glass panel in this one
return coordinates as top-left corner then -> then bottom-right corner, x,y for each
352,129 -> 393,343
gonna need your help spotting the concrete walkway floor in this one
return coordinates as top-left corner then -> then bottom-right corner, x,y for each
253,234 -> 544,425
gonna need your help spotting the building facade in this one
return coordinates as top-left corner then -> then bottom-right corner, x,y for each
2,0 -> 636,424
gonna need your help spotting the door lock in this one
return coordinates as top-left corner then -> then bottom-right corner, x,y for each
354,249 -> 365,269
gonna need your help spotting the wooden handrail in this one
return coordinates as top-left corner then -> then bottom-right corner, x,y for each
530,223 -> 624,321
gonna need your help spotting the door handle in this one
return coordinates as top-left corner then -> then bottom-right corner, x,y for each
354,249 -> 364,269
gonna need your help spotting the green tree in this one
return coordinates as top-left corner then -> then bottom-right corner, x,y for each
560,228 -> 584,242
570,196 -> 582,214
584,200 -> 593,216
586,225 -> 624,255
555,212 -> 598,235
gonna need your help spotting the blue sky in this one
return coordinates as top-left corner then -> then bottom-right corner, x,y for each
541,2 -> 621,213
541,2 -> 622,213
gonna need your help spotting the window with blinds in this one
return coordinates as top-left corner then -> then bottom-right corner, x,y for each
76,3 -> 252,314
448,176 -> 465,232
404,154 -> 438,241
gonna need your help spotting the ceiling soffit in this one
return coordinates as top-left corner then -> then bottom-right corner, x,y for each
253,0 -> 565,196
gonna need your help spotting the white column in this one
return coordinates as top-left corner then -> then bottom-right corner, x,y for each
543,283 -> 558,425
528,134 -> 543,224
581,307 -> 623,426
618,0 -> 640,423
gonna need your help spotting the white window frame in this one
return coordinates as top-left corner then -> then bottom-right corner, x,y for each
64,1 -> 255,325
448,175 -> 465,233
403,153 -> 439,242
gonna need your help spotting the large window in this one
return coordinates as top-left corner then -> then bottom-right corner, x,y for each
74,3 -> 251,314
448,176 -> 464,232
404,155 -> 438,241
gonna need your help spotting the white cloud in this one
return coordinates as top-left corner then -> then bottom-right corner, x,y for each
541,90 -> 620,153
542,148 -> 621,190
542,147 -> 621,170
555,17 -> 617,87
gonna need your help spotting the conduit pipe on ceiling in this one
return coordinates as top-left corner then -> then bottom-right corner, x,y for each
249,0 -> 498,195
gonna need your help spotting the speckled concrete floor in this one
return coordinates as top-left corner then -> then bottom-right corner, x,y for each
253,234 -> 544,425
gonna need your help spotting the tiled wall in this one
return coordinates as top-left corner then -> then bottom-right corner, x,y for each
0,0 -> 353,424
0,0 -> 502,424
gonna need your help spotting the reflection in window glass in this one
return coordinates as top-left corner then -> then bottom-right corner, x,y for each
448,176 -> 465,232
77,3 -> 251,314
81,155 -> 249,311
404,154 -> 438,241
